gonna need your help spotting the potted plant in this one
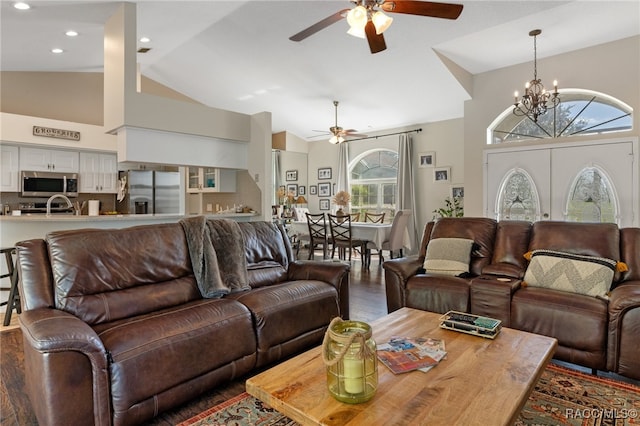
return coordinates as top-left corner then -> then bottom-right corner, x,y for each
432,196 -> 464,219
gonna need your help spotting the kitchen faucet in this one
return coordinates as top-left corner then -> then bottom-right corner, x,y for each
46,194 -> 73,217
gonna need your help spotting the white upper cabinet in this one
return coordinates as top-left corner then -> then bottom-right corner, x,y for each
186,167 -> 236,193
1,145 -> 20,192
79,152 -> 118,193
20,147 -> 79,173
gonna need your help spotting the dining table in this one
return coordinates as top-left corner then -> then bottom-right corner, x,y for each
288,219 -> 411,267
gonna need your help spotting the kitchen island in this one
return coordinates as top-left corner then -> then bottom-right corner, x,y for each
0,212 -> 262,248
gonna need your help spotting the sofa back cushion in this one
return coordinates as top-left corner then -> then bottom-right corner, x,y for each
528,221 -> 621,282
483,220 -> 531,278
619,227 -> 640,283
238,221 -> 293,288
45,223 -> 199,325
427,217 -> 497,276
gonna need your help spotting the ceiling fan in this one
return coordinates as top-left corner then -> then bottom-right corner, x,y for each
316,101 -> 366,144
289,0 -> 464,54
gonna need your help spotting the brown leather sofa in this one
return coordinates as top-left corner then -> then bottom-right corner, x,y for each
383,217 -> 640,381
15,219 -> 350,426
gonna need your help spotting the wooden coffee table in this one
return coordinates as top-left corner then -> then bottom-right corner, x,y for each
246,307 -> 557,425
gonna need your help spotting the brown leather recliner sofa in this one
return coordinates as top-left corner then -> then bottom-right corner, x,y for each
16,219 -> 350,426
383,217 -> 640,381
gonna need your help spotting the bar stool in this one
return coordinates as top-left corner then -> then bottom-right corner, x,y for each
0,247 -> 20,326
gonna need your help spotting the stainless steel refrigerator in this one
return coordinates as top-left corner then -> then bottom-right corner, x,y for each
119,170 -> 180,214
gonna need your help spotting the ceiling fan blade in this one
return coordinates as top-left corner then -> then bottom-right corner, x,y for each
381,1 -> 463,19
365,21 -> 387,54
289,9 -> 350,42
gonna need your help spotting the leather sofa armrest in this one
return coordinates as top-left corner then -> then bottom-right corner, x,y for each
607,281 -> 640,377
20,308 -> 107,354
287,260 -> 351,319
19,308 -> 111,426
382,255 -> 424,313
470,276 -> 522,326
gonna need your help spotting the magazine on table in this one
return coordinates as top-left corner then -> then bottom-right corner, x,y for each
376,337 -> 447,374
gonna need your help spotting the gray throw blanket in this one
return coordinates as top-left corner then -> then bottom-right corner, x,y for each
180,216 -> 250,298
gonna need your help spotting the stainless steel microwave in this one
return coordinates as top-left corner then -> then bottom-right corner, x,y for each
21,171 -> 79,198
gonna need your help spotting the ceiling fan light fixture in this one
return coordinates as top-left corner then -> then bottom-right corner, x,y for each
372,11 -> 393,35
347,25 -> 366,39
329,135 -> 341,144
347,5 -> 367,31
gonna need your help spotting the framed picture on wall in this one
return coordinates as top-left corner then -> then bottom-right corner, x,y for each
419,152 -> 435,168
434,167 -> 451,183
309,185 -> 317,195
319,199 -> 330,210
318,167 -> 332,180
318,183 -> 331,197
286,184 -> 298,197
451,185 -> 464,199
298,186 -> 306,196
285,170 -> 298,181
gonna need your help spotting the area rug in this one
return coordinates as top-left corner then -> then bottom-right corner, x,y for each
179,363 -> 640,426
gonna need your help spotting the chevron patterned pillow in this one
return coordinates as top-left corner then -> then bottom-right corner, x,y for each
523,250 -> 617,297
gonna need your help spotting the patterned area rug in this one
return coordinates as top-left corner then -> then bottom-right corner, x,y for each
179,364 -> 640,426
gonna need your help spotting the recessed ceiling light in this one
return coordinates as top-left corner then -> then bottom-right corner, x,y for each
14,2 -> 30,10
65,30 -> 78,37
51,48 -> 63,54
139,37 -> 151,43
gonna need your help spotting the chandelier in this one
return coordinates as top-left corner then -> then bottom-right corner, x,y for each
512,29 -> 560,123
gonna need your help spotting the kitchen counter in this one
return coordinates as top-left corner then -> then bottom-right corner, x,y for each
0,212 -> 262,248
0,212 -> 258,221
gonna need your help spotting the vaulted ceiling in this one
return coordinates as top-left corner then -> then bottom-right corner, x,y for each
2,1 -> 639,141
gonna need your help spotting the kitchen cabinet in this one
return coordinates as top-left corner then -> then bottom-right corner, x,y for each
20,147 -> 79,173
186,167 -> 236,193
79,152 -> 118,193
1,145 -> 20,192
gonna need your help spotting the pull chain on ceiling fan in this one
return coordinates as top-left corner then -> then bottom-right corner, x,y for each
290,0 -> 463,54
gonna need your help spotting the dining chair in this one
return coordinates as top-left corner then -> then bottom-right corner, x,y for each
349,212 -> 360,222
368,210 -> 413,265
328,213 -> 367,264
305,212 -> 330,260
365,212 -> 385,223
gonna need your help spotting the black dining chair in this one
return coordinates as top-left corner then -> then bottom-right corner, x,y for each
305,212 -> 330,260
328,213 -> 367,264
365,212 -> 385,223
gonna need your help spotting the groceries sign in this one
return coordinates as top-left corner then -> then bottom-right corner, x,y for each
33,126 -> 81,141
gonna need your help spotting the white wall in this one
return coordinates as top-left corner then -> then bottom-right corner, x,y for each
464,35 -> 640,217
307,120 -> 464,232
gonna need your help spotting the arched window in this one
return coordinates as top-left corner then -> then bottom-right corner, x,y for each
489,89 -> 632,144
496,168 -> 540,221
350,149 -> 398,219
565,166 -> 618,224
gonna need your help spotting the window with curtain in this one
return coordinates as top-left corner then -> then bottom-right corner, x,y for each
350,149 -> 398,220
490,89 -> 632,144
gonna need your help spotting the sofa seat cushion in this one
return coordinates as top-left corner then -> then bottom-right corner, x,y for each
226,280 -> 339,366
511,287 -> 608,368
95,298 -> 256,420
406,274 -> 471,314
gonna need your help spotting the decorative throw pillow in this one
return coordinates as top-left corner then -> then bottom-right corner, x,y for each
523,250 -> 617,297
423,238 -> 475,276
